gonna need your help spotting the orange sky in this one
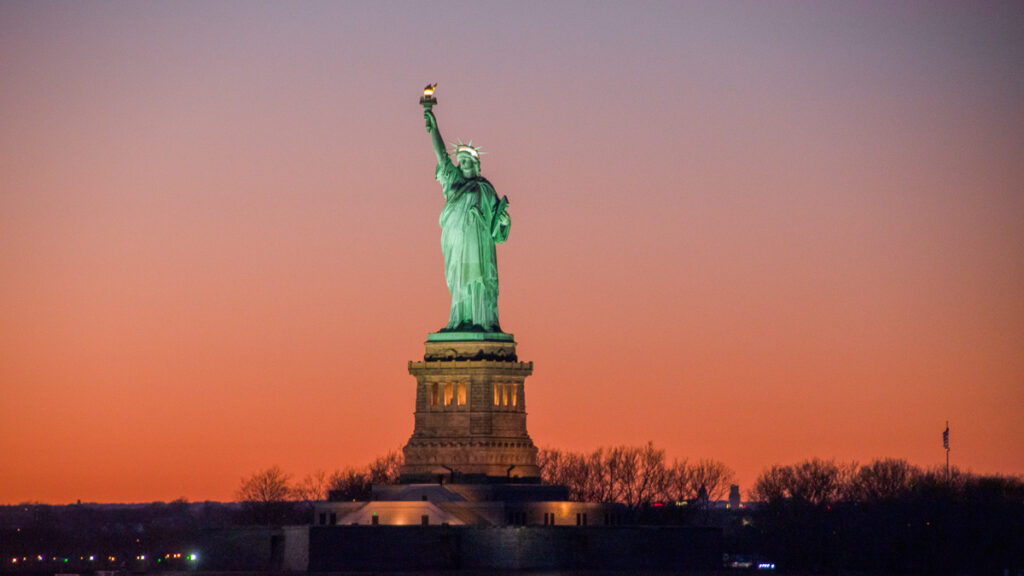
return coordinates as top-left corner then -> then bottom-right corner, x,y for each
1,1 -> 1022,504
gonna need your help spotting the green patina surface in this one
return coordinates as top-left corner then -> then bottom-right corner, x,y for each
427,331 -> 514,342
423,87 -> 510,333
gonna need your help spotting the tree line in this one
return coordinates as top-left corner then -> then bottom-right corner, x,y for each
238,446 -> 1024,510
236,443 -> 737,515
234,451 -> 403,523
744,457 -> 1024,574
5,448 -> 1018,575
234,447 -> 1023,573
537,443 -> 734,509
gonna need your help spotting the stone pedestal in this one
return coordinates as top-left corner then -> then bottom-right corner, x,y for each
399,333 -> 539,483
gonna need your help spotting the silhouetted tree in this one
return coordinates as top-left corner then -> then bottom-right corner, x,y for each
680,458 -> 736,502
368,450 -> 403,484
580,449 -> 609,502
536,447 -> 563,484
327,468 -> 372,501
750,464 -> 789,504
293,470 -> 329,503
748,458 -> 1024,574
847,458 -> 919,502
236,466 -> 293,524
539,443 -> 728,509
321,450 -> 404,501
618,442 -> 670,509
751,458 -> 852,506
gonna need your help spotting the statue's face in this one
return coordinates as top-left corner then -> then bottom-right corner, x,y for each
457,154 -> 480,178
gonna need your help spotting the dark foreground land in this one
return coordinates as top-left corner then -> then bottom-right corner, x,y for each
2,476 -> 1023,576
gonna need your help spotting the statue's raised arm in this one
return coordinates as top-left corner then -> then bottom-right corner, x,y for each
421,84 -> 449,166
424,110 -> 448,166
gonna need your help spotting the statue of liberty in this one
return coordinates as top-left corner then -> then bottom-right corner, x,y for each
422,87 -> 510,333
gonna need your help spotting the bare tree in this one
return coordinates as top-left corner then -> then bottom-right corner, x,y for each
328,467 -> 371,501
581,449 -> 610,502
236,466 -> 293,524
665,458 -> 692,503
916,464 -> 971,494
539,447 -> 592,501
237,465 -> 293,502
789,458 -> 855,506
539,443 -> 734,509
540,447 -> 610,502
751,464 -> 790,503
541,443 -> 710,507
537,447 -> 564,486
750,458 -> 855,506
293,469 -> 329,503
847,458 -> 920,502
368,450 -> 404,485
538,447 -> 575,498
613,446 -> 641,507
564,450 -> 600,502
686,458 -> 736,502
617,443 -> 670,509
604,446 -> 632,504
663,458 -> 735,504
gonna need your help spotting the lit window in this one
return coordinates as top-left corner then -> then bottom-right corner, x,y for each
444,382 -> 453,406
511,386 -> 517,407
494,384 -> 500,406
503,384 -> 510,407
429,383 -> 438,406
457,382 -> 467,406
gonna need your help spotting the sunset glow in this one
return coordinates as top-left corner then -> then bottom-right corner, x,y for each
1,1 -> 1021,504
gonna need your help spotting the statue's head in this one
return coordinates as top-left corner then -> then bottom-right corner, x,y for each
454,143 -> 481,178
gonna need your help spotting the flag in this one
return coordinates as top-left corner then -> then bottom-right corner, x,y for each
943,422 -> 949,451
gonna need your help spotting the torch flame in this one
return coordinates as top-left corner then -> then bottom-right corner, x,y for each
423,83 -> 437,97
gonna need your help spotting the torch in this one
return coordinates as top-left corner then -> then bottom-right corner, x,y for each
420,83 -> 437,131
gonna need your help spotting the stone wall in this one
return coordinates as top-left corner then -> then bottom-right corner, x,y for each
306,525 -> 721,571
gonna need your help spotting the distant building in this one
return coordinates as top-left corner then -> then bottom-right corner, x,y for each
729,484 -> 741,509
313,483 -> 623,528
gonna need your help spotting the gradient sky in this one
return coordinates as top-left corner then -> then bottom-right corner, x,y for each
2,1 -> 1022,504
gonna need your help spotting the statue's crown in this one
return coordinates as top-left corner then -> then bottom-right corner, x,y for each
450,139 -> 484,161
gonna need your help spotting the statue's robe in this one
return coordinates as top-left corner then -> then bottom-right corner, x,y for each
436,159 -> 510,332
